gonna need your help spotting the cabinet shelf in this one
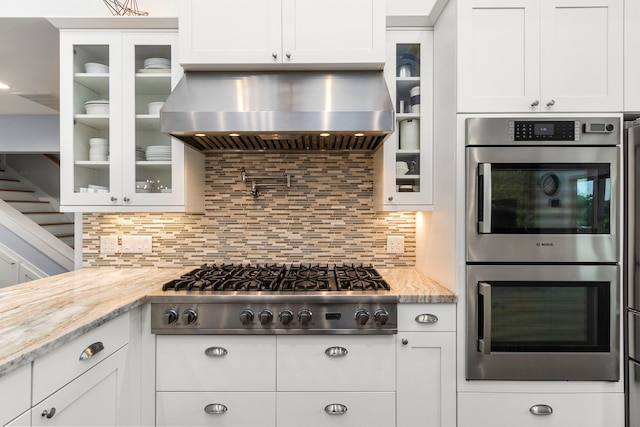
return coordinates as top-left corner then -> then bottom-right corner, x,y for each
135,114 -> 160,130
75,160 -> 110,170
134,73 -> 171,94
75,114 -> 109,129
74,73 -> 109,93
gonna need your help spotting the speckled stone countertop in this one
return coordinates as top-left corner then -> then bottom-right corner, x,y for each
0,267 -> 456,377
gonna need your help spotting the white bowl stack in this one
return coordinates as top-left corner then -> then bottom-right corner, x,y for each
396,161 -> 409,175
84,62 -> 109,73
147,101 -> 165,115
89,138 -> 109,161
85,99 -> 109,115
142,57 -> 170,72
145,145 -> 171,161
136,145 -> 146,161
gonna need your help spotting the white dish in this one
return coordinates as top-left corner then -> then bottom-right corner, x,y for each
84,62 -> 109,73
148,102 -> 165,115
89,138 -> 108,146
138,68 -> 170,74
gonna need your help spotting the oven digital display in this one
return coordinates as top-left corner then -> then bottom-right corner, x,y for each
325,312 -> 342,320
534,123 -> 554,136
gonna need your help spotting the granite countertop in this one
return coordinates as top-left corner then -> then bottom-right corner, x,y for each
0,267 -> 456,377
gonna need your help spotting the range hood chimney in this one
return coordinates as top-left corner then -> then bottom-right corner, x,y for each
160,71 -> 394,152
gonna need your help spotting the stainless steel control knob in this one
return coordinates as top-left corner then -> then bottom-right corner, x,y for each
298,309 -> 313,325
354,309 -> 370,325
182,308 -> 198,325
164,309 -> 179,325
258,309 -> 273,325
373,309 -> 389,326
279,309 -> 294,325
239,309 -> 254,325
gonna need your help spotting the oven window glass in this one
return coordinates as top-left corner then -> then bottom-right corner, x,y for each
488,163 -> 610,234
479,281 -> 610,352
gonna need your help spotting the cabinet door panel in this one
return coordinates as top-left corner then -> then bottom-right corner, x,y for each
540,0 -> 622,112
457,0 -> 540,112
0,364 -> 30,426
156,392 -> 276,427
277,335 -> 395,391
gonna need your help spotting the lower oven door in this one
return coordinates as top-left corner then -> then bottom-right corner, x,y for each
467,264 -> 619,381
466,146 -> 619,263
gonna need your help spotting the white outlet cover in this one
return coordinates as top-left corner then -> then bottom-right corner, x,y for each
386,235 -> 405,254
100,235 -> 118,254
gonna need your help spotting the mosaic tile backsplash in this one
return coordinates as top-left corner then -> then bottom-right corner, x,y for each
82,152 -> 416,268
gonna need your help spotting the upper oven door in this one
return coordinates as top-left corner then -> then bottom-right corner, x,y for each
467,145 -> 619,263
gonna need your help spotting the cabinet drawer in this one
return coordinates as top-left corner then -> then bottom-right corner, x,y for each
156,335 -> 276,391
0,364 -> 31,426
398,303 -> 456,332
276,335 -> 395,391
277,392 -> 395,427
156,391 -> 276,427
32,312 -> 130,404
458,392 -> 624,427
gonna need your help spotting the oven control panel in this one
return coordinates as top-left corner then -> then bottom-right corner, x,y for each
151,302 -> 398,335
512,120 -> 579,141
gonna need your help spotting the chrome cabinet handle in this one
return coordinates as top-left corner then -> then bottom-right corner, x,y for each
204,346 -> 228,357
478,163 -> 492,233
415,313 -> 439,324
272,52 -> 278,59
546,99 -> 556,107
204,403 -> 228,415
325,403 -> 348,415
531,99 -> 540,107
530,404 -> 553,415
110,196 -> 117,202
123,197 -> 130,202
478,282 -> 492,354
388,196 -> 393,201
401,338 -> 409,345
41,408 -> 56,419
325,346 -> 348,357
286,51 -> 291,59
79,341 -> 104,361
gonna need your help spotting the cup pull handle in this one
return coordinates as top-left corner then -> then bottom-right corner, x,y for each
79,341 -> 104,360
415,313 -> 438,324
204,347 -> 228,357
204,403 -> 228,415
41,408 -> 56,419
325,403 -> 348,415
530,404 -> 553,415
325,346 -> 348,357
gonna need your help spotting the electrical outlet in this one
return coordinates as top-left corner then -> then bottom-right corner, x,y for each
121,235 -> 152,253
386,235 -> 405,254
100,235 -> 118,254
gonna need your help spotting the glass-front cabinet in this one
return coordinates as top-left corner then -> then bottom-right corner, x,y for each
58,28 -> 203,212
374,29 -> 433,211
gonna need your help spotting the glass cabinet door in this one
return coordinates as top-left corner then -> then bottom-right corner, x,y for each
377,30 -> 433,210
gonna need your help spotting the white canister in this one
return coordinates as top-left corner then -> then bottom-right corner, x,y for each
399,119 -> 419,150
410,86 -> 420,113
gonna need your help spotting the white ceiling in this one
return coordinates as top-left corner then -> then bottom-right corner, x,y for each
0,18 -> 60,115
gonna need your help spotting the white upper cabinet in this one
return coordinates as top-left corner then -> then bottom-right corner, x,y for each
625,0 -> 640,111
179,0 -> 385,70
457,0 -> 622,113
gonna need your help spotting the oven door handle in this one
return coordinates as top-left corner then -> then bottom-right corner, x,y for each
478,163 -> 492,234
478,282 -> 492,354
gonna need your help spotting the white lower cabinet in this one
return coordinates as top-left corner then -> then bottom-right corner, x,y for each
458,392 -> 624,427
0,364 -> 31,426
277,392 -> 395,427
156,392 -> 276,427
32,348 -> 127,426
5,411 -> 30,427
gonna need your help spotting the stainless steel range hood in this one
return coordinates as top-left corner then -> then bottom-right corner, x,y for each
160,71 -> 394,152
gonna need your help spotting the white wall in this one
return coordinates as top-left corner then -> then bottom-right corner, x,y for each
0,0 -> 178,17
0,115 -> 59,152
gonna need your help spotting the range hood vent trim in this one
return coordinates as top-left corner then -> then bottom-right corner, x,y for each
160,71 -> 395,152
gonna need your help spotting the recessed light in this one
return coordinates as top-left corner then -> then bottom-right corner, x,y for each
0,82 -> 10,90
229,133 -> 240,137
320,133 -> 330,137
354,133 -> 365,137
194,133 -> 206,137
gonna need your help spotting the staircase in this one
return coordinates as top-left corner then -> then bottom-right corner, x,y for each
0,167 -> 74,248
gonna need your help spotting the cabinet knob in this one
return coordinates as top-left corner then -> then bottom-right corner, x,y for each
401,338 -> 409,345
531,99 -> 540,107
272,52 -> 278,59
530,404 -> 553,415
123,197 -> 130,202
286,51 -> 292,59
388,196 -> 394,201
110,196 -> 117,202
41,408 -> 56,419
546,99 -> 556,107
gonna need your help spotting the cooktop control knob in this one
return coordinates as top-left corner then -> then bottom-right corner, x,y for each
239,309 -> 254,325
258,309 -> 273,325
354,309 -> 370,325
182,308 -> 198,325
373,309 -> 390,326
298,309 -> 313,325
279,309 -> 294,325
164,309 -> 179,325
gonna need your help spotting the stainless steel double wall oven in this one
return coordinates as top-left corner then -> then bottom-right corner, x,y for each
466,116 -> 621,381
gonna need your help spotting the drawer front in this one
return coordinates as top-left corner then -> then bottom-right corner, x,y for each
156,335 -> 276,391
398,303 -> 456,332
277,392 -> 395,427
156,392 -> 276,427
32,312 -> 130,404
0,364 -> 31,426
276,335 -> 395,391
458,392 -> 624,427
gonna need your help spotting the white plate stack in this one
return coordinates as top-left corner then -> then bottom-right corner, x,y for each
136,145 -> 146,161
140,57 -> 171,73
145,145 -> 171,161
85,99 -> 109,115
89,138 -> 109,161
